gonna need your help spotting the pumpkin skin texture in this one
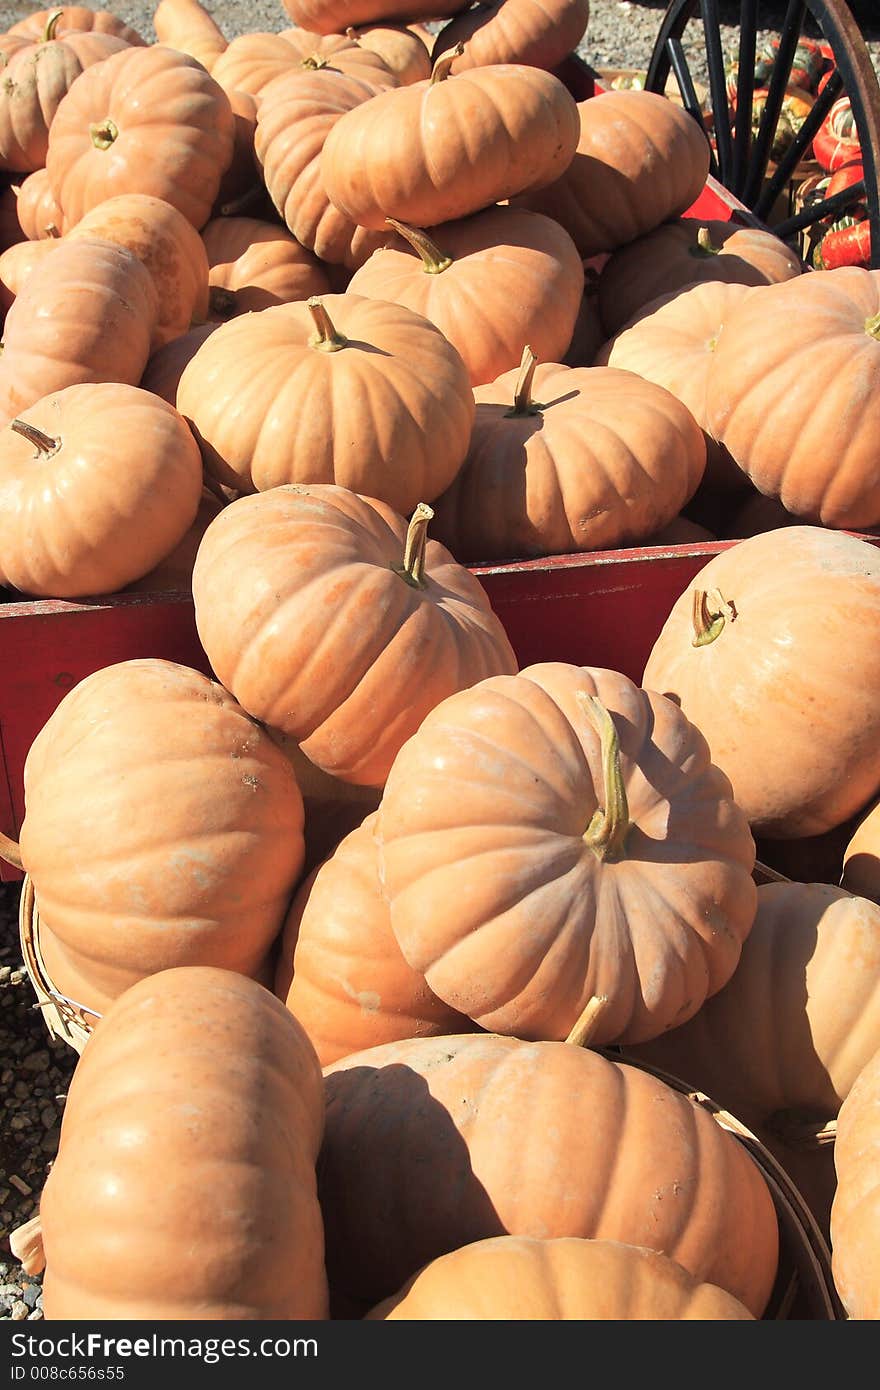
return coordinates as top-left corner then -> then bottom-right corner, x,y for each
201,216 -> 330,319
366,1235 -> 754,1319
377,661 -> 756,1043
320,63 -> 580,231
275,812 -> 474,1065
176,294 -> 474,513
831,1046 -> 880,1318
18,658 -> 306,1016
842,800 -> 880,903
0,237 -> 56,312
515,89 -> 711,260
39,966 -> 328,1320
211,30 -> 397,99
153,0 -> 228,71
597,217 -> 802,338
14,167 -> 64,239
346,205 -> 584,387
642,527 -> 880,839
191,484 -> 518,787
348,25 -> 431,85
430,358 -> 706,561
139,322 -> 219,406
705,267 -> 880,530
319,1033 -> 779,1315
7,9 -> 146,46
0,237 -> 159,425
280,0 -> 467,34
254,69 -> 389,269
432,0 -> 591,75
0,382 -> 203,598
125,490 -> 224,595
211,88 -> 260,217
45,44 -> 235,232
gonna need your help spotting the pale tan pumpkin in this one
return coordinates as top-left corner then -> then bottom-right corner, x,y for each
13,167 -> 64,239
347,23 -> 431,84
0,236 -> 56,312
153,0 -> 228,71
432,0 -> 591,74
831,1046 -> 880,1318
210,28 -> 396,98
125,490 -> 224,595
6,8 -> 146,46
201,216 -> 330,318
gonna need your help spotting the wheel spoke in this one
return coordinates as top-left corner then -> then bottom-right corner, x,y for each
667,36 -> 718,175
702,0 -> 734,186
742,0 -> 807,206
645,0 -> 699,92
772,177 -> 866,238
754,68 -> 843,219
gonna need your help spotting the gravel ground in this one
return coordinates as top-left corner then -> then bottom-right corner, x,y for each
0,0 -> 879,1323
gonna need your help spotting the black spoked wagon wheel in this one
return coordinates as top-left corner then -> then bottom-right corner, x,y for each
643,0 -> 880,267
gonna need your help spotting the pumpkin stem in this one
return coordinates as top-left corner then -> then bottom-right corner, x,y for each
385,218 -> 452,274
395,502 -> 434,589
9,1215 -> 44,1276
42,9 -> 63,42
218,184 -> 264,218
578,693 -> 630,862
430,43 -> 464,83
308,297 -> 347,352
505,345 -> 542,417
45,221 -> 61,238
10,419 -> 60,457
300,53 -> 329,69
0,828 -> 23,870
766,1108 -> 838,1150
209,285 -> 236,318
692,225 -> 721,256
89,117 -> 119,151
565,994 -> 610,1047
691,587 -> 736,647
202,470 -> 231,507
865,311 -> 880,340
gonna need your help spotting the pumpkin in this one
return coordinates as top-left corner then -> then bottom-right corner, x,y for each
366,1236 -> 754,1320
596,217 -> 802,338
647,515 -> 715,543
211,88 -> 261,218
320,57 -> 580,230
191,484 -> 518,786
642,526 -> 880,838
721,491 -> 803,538
704,267 -> 880,529
139,321 -> 219,405
125,489 -> 224,594
6,8 -> 146,46
831,1045 -> 880,1318
12,167 -> 64,239
347,24 -> 431,85
430,353 -> 706,561
842,799 -> 880,903
514,88 -> 711,260
346,205 -> 584,387
38,966 -> 328,1319
275,811 -> 474,1065
432,0 -> 591,74
153,0 -> 228,71
0,22 -> 129,174
18,657 -> 306,1017
0,236 -> 159,425
210,28 -> 397,99
254,67 -> 389,268
0,381 -> 203,597
377,660 -> 756,1043
201,216 -> 330,319
0,237 -> 56,312
280,0 -> 463,34
45,43 -> 235,231
268,732 -> 382,875
320,1032 -> 779,1315
594,281 -> 755,492
0,184 -> 27,250
176,293 -> 474,513
65,193 -> 211,348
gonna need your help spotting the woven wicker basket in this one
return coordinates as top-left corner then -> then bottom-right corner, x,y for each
18,873 -> 100,1055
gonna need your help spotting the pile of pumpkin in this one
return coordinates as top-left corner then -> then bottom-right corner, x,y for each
1,0 -> 880,1325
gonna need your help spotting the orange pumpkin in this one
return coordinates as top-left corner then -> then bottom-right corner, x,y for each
18,658 -> 306,1017
211,29 -> 397,98
377,661 -> 756,1042
346,206 -> 584,387
320,1033 -> 779,1315
139,321 -> 219,405
0,382 -> 203,597
430,353 -> 706,561
366,1236 -> 755,1320
153,0 -> 228,71
191,484 -> 518,786
6,8 -> 146,46
280,0 -> 461,34
642,526 -> 880,838
347,23 -> 431,84
0,237 -> 56,312
38,966 -> 328,1319
46,44 -> 235,230
176,294 -> 474,513
211,88 -> 261,218
201,215 -> 330,319
320,58 -> 580,230
125,489 -> 225,595
432,0 -> 591,74
831,1045 -> 880,1318
13,167 -> 64,239
842,799 -> 880,902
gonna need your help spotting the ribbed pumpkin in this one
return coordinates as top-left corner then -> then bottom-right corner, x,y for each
0,236 -> 159,425
348,24 -> 431,84
377,661 -> 756,1043
176,294 -> 474,513
275,811 -> 474,1065
125,490 -> 224,595
597,218 -> 802,338
153,0 -> 228,71
0,382 -> 203,597
831,1046 -> 880,1318
320,58 -> 580,230
211,87 -> 260,217
18,658 -> 306,1016
842,799 -> 880,902
0,237 -> 55,312
642,527 -> 880,838
432,0 -> 591,74
6,8 -> 146,46
191,484 -> 518,786
366,1236 -> 754,1320
210,28 -> 397,98
45,44 -> 235,231
430,354 -> 706,561
705,267 -> 880,529
139,321 -> 219,405
38,966 -> 328,1319
320,1033 -> 779,1315
346,206 -> 584,387
280,0 -> 462,33
254,68 -> 389,268
201,216 -> 330,319
12,167 -> 64,239
515,88 -> 711,259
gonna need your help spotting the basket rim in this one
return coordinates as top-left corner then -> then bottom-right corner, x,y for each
18,873 -> 101,1055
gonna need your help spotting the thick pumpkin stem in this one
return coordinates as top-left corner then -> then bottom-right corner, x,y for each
90,117 -> 119,151
42,10 -> 63,42
505,345 -> 543,417
9,1215 -> 45,1276
766,1109 -> 838,1150
865,311 -> 880,339
218,184 -> 265,218
308,297 -> 347,352
430,43 -> 464,83
565,994 -> 610,1047
386,218 -> 452,274
0,828 -> 23,870
691,587 -> 736,647
395,502 -> 434,589
301,54 -> 330,69
10,419 -> 60,457
692,225 -> 721,256
577,693 -> 630,863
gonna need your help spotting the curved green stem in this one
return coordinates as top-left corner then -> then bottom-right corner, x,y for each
865,311 -> 880,340
300,54 -> 329,69
308,297 -> 347,353
691,587 -> 736,647
385,218 -> 452,274
394,503 -> 434,589
691,225 -> 721,256
504,345 -> 543,417
578,693 -> 630,863
89,118 -> 119,151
